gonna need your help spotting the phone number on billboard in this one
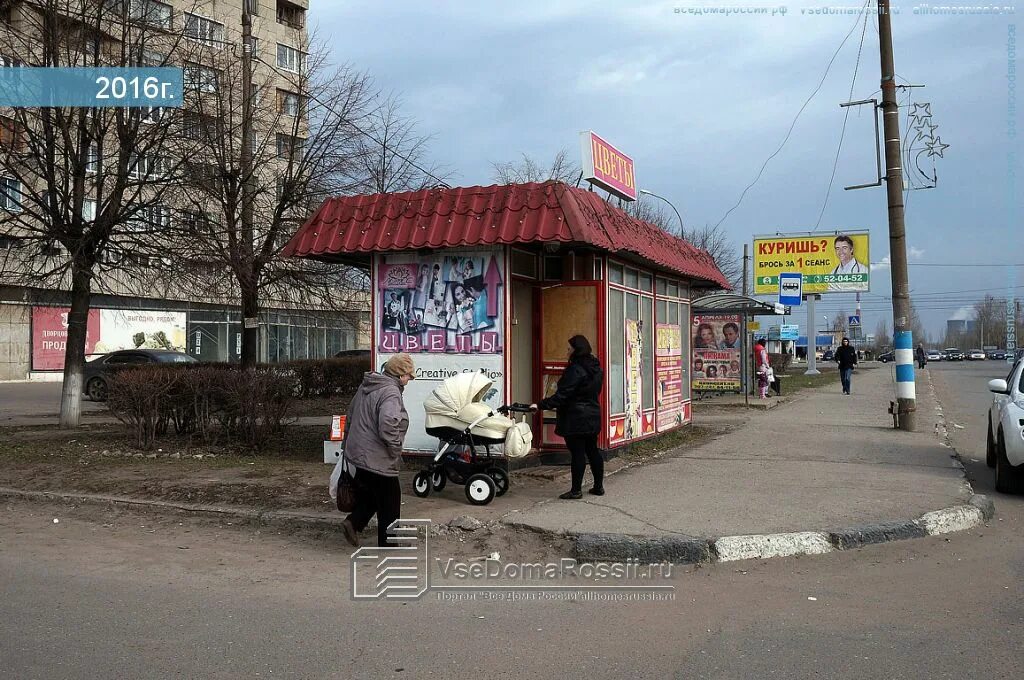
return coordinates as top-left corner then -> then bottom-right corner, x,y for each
820,274 -> 868,284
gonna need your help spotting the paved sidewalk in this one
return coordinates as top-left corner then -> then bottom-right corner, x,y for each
509,366 -> 971,539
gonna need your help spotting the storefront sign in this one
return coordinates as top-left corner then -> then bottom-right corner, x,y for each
655,323 -> 684,432
692,314 -> 742,392
376,251 -> 504,355
753,232 -> 870,295
625,319 -> 643,439
31,307 -> 100,371
579,130 -> 637,202
31,307 -> 186,371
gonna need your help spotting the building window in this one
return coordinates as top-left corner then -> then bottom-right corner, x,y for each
184,63 -> 219,93
277,1 -> 306,29
86,144 -> 99,174
0,115 -> 24,152
276,133 -> 304,159
246,0 -> 260,16
129,153 -> 168,179
277,90 -> 300,117
129,204 -> 171,231
1,177 -> 22,211
83,199 -> 97,222
129,0 -> 173,29
276,44 -> 302,73
0,54 -> 24,67
130,48 -> 165,67
183,112 -> 219,141
181,209 -> 218,235
139,105 -> 163,124
184,14 -> 224,47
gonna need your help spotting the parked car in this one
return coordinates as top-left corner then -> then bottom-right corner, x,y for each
822,349 -> 835,362
83,349 -> 196,401
987,349 -> 1007,360
926,349 -> 943,362
967,349 -> 987,361
334,349 -> 370,359
943,348 -> 965,361
987,358 -> 1024,493
877,350 -> 895,363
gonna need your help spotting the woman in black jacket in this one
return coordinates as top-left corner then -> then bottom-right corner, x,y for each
531,335 -> 605,500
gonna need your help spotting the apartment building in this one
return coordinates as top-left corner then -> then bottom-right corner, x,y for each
0,0 -> 369,380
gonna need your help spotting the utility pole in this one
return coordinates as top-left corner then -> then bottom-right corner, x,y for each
878,0 -> 915,430
239,3 -> 258,367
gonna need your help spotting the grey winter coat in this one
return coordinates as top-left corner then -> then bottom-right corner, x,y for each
342,372 -> 409,477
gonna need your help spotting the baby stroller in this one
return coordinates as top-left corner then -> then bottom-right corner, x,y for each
415,371 -> 533,506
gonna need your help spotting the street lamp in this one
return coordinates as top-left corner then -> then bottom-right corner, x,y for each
638,189 -> 684,236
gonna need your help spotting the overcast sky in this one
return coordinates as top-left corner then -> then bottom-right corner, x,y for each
314,1 -> 1019,343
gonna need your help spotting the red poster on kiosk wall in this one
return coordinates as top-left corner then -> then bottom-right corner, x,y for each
32,307 -> 101,371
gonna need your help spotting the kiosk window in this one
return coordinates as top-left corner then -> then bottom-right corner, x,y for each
608,288 -> 625,414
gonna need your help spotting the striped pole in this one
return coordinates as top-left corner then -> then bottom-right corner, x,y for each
894,330 -> 916,402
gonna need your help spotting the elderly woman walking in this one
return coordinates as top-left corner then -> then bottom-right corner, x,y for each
341,353 -> 415,547
531,335 -> 605,500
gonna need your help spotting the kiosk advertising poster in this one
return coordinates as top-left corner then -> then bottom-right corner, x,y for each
625,319 -> 643,439
692,314 -> 742,392
655,323 -> 683,432
376,250 -> 504,355
375,249 -> 507,451
753,231 -> 870,295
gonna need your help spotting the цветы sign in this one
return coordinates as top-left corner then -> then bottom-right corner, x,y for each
580,130 -> 637,201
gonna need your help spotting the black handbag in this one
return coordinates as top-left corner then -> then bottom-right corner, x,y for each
336,465 -> 356,513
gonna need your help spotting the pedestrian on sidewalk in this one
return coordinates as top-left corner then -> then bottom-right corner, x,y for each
530,335 -> 605,500
340,353 -> 414,548
835,337 -> 858,395
915,343 -> 927,370
754,337 -> 770,399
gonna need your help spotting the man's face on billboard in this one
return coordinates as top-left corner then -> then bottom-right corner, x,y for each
835,239 -> 854,264
723,326 -> 738,345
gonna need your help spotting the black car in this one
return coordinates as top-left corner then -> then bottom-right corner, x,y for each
83,349 -> 196,401
823,349 -> 835,361
986,349 -> 1007,360
877,350 -> 895,363
943,348 -> 965,361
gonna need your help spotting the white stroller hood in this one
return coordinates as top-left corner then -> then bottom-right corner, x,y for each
424,372 -> 533,457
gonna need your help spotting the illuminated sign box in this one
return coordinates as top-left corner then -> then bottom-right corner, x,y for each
579,130 -> 637,202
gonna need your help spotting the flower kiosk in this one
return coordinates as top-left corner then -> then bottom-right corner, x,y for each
283,181 -> 729,461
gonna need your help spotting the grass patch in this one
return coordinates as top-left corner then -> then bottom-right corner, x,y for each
777,368 -> 841,397
618,424 -> 715,461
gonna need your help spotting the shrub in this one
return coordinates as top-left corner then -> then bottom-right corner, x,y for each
285,356 -> 369,398
770,352 -> 793,374
106,363 -> 299,451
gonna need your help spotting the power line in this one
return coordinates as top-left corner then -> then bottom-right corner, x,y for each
814,2 -> 872,230
714,0 -> 871,229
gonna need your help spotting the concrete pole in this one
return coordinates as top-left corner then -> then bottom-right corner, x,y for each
879,0 -> 916,430
805,294 -> 819,375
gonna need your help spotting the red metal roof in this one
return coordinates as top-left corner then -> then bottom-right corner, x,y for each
283,181 -> 730,288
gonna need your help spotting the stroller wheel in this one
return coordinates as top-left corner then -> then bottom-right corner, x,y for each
464,473 -> 496,506
486,467 -> 509,497
431,469 -> 447,492
413,471 -> 432,498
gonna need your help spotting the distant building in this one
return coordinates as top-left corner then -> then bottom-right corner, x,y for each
946,319 -> 976,339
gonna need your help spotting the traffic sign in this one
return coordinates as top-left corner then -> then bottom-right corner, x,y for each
780,324 -> 799,340
749,321 -> 761,332
778,272 -> 803,307
848,315 -> 861,327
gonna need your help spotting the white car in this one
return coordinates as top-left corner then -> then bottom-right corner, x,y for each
926,350 -> 943,362
987,359 -> 1024,494
968,349 -> 987,361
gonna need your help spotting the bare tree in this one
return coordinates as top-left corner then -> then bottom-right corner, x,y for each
354,93 -> 449,194
162,22 -> 378,367
0,0 -> 201,426
491,148 -> 579,184
873,318 -> 891,351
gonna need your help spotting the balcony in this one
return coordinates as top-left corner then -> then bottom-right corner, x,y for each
276,0 -> 305,30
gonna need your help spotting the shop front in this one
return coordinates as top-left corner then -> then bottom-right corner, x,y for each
284,181 -> 729,457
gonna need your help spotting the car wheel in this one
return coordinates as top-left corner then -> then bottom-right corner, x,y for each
986,415 -> 997,468
86,377 -> 107,402
994,429 -> 1024,494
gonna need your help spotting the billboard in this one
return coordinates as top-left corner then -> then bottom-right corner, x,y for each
692,314 -> 742,392
753,232 -> 870,295
579,130 -> 637,201
32,307 -> 187,370
655,323 -> 684,432
376,250 -> 504,355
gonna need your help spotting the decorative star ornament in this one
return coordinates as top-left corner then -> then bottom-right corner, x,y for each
913,121 -> 939,144
926,136 -> 949,158
908,102 -> 932,126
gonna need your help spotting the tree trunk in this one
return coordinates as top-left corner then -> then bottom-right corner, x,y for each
240,284 -> 259,369
59,262 -> 93,428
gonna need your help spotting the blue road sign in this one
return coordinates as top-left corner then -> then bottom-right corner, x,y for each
848,315 -> 861,327
780,324 -> 800,340
778,272 -> 803,307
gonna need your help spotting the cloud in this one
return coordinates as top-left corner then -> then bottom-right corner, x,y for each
871,256 -> 891,272
909,246 -> 925,259
950,306 -> 973,321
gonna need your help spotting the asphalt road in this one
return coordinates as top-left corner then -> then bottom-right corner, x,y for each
1,360 -> 1022,679
0,381 -> 105,426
